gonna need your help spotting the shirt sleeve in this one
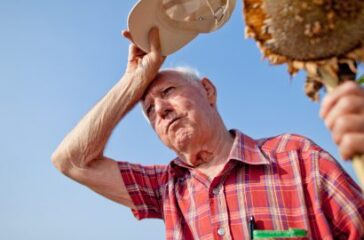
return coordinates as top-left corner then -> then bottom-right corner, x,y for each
318,151 -> 364,239
117,161 -> 168,220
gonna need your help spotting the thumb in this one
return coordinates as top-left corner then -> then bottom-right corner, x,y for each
149,27 -> 162,54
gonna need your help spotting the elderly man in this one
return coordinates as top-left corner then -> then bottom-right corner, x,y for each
52,28 -> 364,239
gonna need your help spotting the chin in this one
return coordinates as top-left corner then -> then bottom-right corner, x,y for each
172,128 -> 195,152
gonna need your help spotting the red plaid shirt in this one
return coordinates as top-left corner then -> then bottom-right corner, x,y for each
118,130 -> 364,239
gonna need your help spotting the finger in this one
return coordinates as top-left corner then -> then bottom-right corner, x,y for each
331,114 -> 364,145
339,133 -> 364,160
128,44 -> 136,56
320,81 -> 364,118
323,95 -> 364,130
122,30 -> 133,42
128,44 -> 141,61
149,27 -> 162,54
137,58 -> 143,67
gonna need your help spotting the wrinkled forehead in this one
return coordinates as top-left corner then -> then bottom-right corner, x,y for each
142,70 -> 188,103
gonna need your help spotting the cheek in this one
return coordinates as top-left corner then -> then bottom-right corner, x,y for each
153,123 -> 164,137
188,103 -> 212,123
154,122 -> 172,144
180,98 -> 205,116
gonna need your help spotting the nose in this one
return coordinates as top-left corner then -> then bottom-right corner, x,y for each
155,98 -> 173,119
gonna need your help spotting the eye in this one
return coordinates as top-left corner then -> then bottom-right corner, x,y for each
146,104 -> 155,116
162,87 -> 175,97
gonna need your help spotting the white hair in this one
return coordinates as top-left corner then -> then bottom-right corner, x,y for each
160,66 -> 202,87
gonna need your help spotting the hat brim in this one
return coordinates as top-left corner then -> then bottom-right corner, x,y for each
128,0 -> 199,56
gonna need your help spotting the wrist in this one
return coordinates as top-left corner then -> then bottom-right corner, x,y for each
119,72 -> 150,101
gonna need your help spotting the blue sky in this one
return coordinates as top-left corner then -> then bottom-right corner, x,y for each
0,1 -> 361,239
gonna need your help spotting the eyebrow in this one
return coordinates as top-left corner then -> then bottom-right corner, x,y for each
142,80 -> 179,107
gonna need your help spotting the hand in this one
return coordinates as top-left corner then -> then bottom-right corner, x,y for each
320,81 -> 364,160
122,27 -> 166,83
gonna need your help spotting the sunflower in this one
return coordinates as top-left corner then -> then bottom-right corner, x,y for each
243,0 -> 364,100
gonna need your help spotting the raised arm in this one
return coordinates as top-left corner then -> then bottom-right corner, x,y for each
51,28 -> 165,207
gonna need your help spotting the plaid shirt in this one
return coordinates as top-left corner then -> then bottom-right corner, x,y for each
118,130 -> 364,240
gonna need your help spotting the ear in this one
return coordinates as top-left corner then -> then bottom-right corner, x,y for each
201,78 -> 217,107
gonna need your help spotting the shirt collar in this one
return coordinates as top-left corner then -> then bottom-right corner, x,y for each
227,129 -> 271,165
171,129 -> 272,171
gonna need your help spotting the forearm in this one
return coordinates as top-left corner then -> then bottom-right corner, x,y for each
52,73 -> 149,170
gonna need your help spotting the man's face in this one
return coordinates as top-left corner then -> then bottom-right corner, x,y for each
142,71 -> 217,158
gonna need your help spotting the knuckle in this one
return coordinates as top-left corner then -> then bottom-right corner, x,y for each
339,97 -> 352,110
344,80 -> 356,88
339,147 -> 350,161
353,97 -> 364,112
342,81 -> 357,93
342,134 -> 355,147
333,132 -> 341,145
152,54 -> 163,64
339,149 -> 350,160
334,116 -> 348,133
324,118 -> 334,130
340,135 -> 355,159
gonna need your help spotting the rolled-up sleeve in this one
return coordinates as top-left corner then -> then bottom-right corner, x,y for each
118,161 -> 168,220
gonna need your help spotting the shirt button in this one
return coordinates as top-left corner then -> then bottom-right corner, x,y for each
217,228 -> 225,236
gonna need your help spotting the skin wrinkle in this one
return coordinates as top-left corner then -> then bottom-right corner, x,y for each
51,27 -> 165,209
141,70 -> 234,179
141,68 -> 202,123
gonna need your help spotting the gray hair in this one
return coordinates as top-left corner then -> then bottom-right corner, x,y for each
160,66 -> 202,87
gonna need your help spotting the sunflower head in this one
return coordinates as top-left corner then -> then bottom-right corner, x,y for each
244,0 -> 364,100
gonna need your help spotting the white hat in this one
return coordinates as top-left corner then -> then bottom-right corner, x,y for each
128,0 -> 236,56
